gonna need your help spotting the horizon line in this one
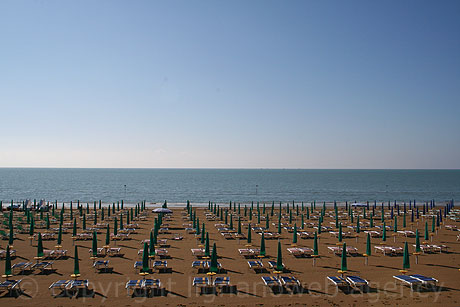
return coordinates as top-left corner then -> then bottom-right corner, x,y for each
0,167 -> 459,170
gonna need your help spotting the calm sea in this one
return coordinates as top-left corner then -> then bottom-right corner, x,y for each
0,168 -> 458,205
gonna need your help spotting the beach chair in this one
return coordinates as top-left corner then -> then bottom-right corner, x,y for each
261,276 -> 282,292
410,274 -> 438,289
126,280 -> 143,296
93,260 -> 113,273
52,249 -> 68,259
12,262 -> 33,275
327,276 -> 349,289
191,248 -> 206,258
0,279 -> 22,296
192,260 -> 207,271
248,260 -> 264,273
0,249 -> 16,259
156,248 -> 169,258
346,276 -> 369,290
279,276 -> 302,292
66,279 -> 92,297
172,233 -> 183,240
393,275 -> 422,291
152,260 -> 168,272
143,279 -> 162,295
32,261 -> 54,274
49,280 -> 71,296
214,276 -> 237,293
193,277 -> 215,295
107,247 -> 124,257
134,261 -> 147,273
89,247 -> 106,257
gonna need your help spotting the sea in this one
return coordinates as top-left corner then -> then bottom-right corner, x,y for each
0,168 -> 458,206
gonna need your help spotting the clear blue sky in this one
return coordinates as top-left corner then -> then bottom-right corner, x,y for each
0,0 -> 459,168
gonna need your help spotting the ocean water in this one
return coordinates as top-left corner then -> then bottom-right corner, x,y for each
0,168 -> 458,205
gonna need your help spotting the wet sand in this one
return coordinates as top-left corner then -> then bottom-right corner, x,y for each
1,206 -> 459,306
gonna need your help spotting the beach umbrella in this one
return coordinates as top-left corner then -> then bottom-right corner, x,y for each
114,217 -> 118,236
338,223 -> 343,242
149,231 -> 155,257
247,223 -> 252,244
356,216 -> 360,233
289,210 -> 292,224
46,213 -> 50,229
431,216 -> 435,233
313,231 -> 318,256
293,224 -> 298,244
402,241 -> 410,271
29,215 -> 35,236
277,215 -> 282,234
70,202 -> 73,219
237,218 -> 242,235
37,233 -> 44,258
317,219 -> 322,234
3,245 -> 12,278
105,224 -> 110,247
141,242 -> 149,274
340,242 -> 347,273
335,213 -> 339,228
403,212 -> 406,228
56,223 -> 62,248
424,221 -> 429,241
229,214 -> 233,230
91,231 -> 98,258
366,233 -> 371,256
204,232 -> 210,258
415,229 -> 421,253
260,232 -> 266,256
306,209 -> 310,219
266,215 -> 270,230
370,214 -> 374,228
101,207 -> 105,221
94,210 -> 98,225
271,202 -> 274,216
120,213 -> 124,230
382,222 -> 387,242
210,243 -> 219,273
82,214 -> 86,230
301,214 -> 304,229
393,216 -> 398,232
275,240 -> 283,272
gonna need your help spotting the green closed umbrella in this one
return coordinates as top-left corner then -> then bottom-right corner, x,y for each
394,216 -> 398,232
94,210 -> 98,225
91,231 -> 98,258
356,216 -> 360,233
278,215 -> 282,234
141,242 -> 149,274
229,214 -> 233,230
105,224 -> 110,247
340,242 -> 347,273
365,233 -> 371,256
237,217 -> 242,235
275,240 -> 283,272
210,243 -> 219,273
370,214 -> 374,228
382,222 -> 387,242
82,214 -> 86,230
56,223 -> 62,247
431,216 -> 435,233
424,221 -> 429,240
338,223 -> 343,242
260,232 -> 266,256
247,224 -> 252,244
402,241 -> 410,271
120,213 -> 124,230
114,217 -> 118,236
204,232 -> 210,258
293,224 -> 297,244
403,212 -> 406,228
415,229 -> 421,253
149,231 -> 155,257
37,233 -> 44,258
3,245 -> 12,278
72,245 -> 80,277
8,224 -> 14,246
265,215 -> 270,230
313,231 -> 318,256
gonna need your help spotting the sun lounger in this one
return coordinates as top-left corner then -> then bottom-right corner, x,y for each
156,248 -> 169,258
93,260 -> 113,273
193,277 -> 209,287
107,247 -> 124,257
397,230 -> 415,237
49,280 -> 72,296
152,260 -> 168,272
393,275 -> 422,290
0,249 -> 16,259
125,280 -> 143,295
191,248 -> 206,258
89,247 -> 106,257
364,230 -> 381,238
261,276 -> 282,290
279,276 -> 301,291
346,276 -> 369,289
327,276 -> 349,288
12,262 -> 33,274
0,279 -> 22,296
65,279 -> 91,296
32,261 -> 54,274
410,274 -> 438,288
299,231 -> 312,239
143,279 -> 161,291
248,260 -> 264,273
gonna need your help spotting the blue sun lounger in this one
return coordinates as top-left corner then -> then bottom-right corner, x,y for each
126,280 -> 143,296
93,260 -> 113,273
279,276 -> 300,287
248,260 -> 264,272
410,274 -> 438,287
393,275 -> 422,290
327,276 -> 349,288
193,277 -> 209,286
143,279 -> 161,290
12,262 -> 33,274
0,279 -> 22,296
49,280 -> 71,296
346,276 -> 369,289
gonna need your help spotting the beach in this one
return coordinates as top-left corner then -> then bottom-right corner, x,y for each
1,204 -> 459,306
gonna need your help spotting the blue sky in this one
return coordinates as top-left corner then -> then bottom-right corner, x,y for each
0,0 -> 459,168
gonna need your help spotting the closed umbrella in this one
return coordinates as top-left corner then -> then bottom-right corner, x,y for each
275,240 -> 283,272
149,231 -> 155,258
260,232 -> 266,256
209,243 -> 219,273
204,232 -> 210,258
72,245 -> 80,278
141,242 -> 149,275
292,224 -> 297,245
56,223 -> 63,248
247,223 -> 252,245
340,242 -> 347,275
3,245 -> 12,278
402,241 -> 410,273
104,224 -> 110,248
36,233 -> 44,259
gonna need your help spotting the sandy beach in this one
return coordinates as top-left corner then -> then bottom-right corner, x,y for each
1,204 -> 459,306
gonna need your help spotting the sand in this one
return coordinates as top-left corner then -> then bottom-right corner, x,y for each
1,206 -> 459,306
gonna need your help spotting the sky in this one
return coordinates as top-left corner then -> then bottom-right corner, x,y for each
0,0 -> 459,169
